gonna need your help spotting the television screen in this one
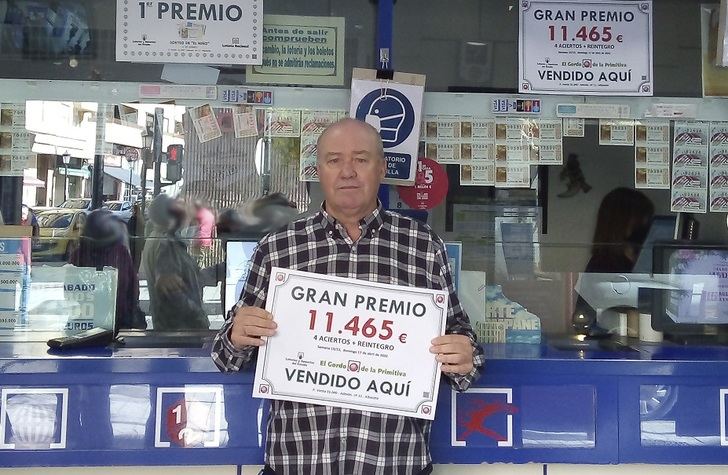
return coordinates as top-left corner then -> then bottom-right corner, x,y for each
663,248 -> 727,325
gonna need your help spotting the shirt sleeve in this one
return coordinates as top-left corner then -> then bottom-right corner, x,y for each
432,236 -> 485,392
211,240 -> 271,373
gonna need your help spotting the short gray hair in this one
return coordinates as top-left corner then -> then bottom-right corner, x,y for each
316,118 -> 385,161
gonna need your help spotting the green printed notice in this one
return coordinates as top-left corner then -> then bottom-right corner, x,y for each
247,15 -> 345,86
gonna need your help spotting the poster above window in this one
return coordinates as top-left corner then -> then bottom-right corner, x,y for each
246,15 -> 345,86
115,0 -> 263,65
519,0 -> 653,96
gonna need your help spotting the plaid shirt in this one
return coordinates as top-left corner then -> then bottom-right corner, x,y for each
212,203 -> 484,475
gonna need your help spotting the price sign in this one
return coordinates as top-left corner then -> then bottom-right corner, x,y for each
519,0 -> 653,95
253,268 -> 448,420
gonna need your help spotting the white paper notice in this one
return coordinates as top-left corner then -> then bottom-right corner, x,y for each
298,110 -> 340,182
233,107 -> 258,138
563,118 -> 585,137
264,109 -> 302,138
709,122 -> 728,212
599,119 -> 635,146
635,120 -> 670,189
189,104 -> 222,143
671,121 -> 709,213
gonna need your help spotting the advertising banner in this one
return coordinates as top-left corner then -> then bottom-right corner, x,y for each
519,0 -> 653,95
116,0 -> 262,64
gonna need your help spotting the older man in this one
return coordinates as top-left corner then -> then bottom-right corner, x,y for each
212,118 -> 484,475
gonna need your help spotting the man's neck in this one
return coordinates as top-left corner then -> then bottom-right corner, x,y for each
325,202 -> 377,241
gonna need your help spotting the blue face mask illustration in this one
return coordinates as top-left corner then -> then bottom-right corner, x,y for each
364,94 -> 406,145
355,86 -> 416,149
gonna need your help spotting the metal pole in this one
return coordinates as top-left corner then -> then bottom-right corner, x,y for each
140,149 -> 149,217
90,154 -> 104,210
128,166 -> 133,201
0,177 -> 22,224
63,164 -> 68,202
153,107 -> 164,196
376,0 -> 394,71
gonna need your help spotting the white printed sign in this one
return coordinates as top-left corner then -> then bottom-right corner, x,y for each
253,268 -> 447,420
519,0 -> 653,95
116,0 -> 262,64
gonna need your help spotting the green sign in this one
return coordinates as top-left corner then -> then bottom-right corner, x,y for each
247,15 -> 345,86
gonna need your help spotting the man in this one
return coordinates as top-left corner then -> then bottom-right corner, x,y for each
212,118 -> 484,475
142,194 -> 209,331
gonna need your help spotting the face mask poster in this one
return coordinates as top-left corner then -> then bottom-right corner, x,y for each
253,268 -> 447,420
519,0 -> 653,95
116,0 -> 262,64
350,69 -> 425,186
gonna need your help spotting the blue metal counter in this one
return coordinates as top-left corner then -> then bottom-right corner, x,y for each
1,338 -> 727,466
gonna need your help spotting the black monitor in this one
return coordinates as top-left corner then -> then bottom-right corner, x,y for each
649,243 -> 728,341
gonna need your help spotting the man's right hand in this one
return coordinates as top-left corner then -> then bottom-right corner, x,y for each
229,306 -> 277,350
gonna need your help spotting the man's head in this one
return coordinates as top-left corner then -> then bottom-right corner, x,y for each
316,118 -> 386,221
149,194 -> 187,232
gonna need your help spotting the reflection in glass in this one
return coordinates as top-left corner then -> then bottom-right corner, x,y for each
58,198 -> 91,210
70,209 -> 145,330
3,393 -> 61,449
638,385 -> 721,446
156,386 -> 228,448
109,385 -> 151,444
141,194 -> 209,331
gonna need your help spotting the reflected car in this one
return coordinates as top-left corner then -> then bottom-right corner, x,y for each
33,210 -> 87,261
58,198 -> 92,212
104,201 -> 133,222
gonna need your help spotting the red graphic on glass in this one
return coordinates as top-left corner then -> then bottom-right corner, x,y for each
459,400 -> 518,441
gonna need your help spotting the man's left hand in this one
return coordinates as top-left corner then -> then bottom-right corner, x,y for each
430,334 -> 474,375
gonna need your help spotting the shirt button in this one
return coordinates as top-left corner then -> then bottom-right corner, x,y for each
328,230 -> 333,236
351,248 -> 357,254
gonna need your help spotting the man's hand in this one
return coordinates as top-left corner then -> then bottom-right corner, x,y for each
156,274 -> 185,295
430,334 -> 474,375
229,306 -> 277,350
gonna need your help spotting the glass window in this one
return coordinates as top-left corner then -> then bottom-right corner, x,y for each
1,0 -> 727,349
0,0 -> 376,87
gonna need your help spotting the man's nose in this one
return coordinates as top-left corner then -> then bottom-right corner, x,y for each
340,159 -> 357,178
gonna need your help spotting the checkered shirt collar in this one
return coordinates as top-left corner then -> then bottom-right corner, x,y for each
318,200 -> 385,235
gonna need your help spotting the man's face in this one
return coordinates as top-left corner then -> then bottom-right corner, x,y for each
317,122 -> 386,216
169,199 -> 187,230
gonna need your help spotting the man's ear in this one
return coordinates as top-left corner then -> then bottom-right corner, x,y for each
378,157 -> 387,181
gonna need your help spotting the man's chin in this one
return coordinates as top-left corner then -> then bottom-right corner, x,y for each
328,199 -> 371,213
